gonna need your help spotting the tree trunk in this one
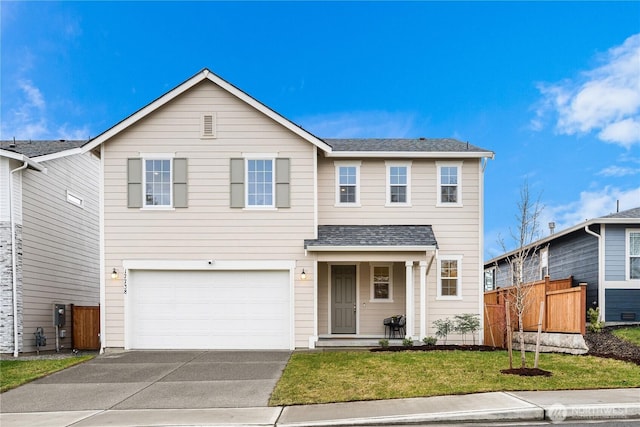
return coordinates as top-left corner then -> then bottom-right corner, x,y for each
519,315 -> 526,368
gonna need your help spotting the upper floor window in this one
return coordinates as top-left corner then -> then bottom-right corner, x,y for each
127,156 -> 187,209
145,159 -> 172,207
629,230 -> 640,280
247,159 -> 274,207
230,156 -> 289,209
437,162 -> 462,207
386,162 -> 411,206
335,161 -> 361,206
371,264 -> 393,301
484,267 -> 496,292
437,255 -> 462,299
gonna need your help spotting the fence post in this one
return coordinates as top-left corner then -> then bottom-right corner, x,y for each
506,301 -> 512,369
534,301 -> 544,368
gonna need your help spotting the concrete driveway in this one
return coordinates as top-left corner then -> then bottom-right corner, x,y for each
1,350 -> 291,412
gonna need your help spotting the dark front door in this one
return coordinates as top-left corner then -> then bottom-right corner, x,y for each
332,265 -> 356,334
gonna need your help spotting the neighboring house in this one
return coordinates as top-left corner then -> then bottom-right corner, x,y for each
485,207 -> 640,324
81,68 -> 494,351
0,140 -> 100,355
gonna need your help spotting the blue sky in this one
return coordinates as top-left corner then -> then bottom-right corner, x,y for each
2,1 -> 639,259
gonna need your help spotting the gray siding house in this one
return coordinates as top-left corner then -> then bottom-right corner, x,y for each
485,207 -> 640,324
0,140 -> 100,355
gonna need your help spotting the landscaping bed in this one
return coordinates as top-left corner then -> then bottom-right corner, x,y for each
585,325 -> 640,366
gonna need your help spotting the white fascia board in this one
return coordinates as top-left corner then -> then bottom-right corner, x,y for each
325,151 -> 494,159
306,245 -> 437,252
82,69 -> 333,155
0,150 -> 45,171
33,147 -> 83,162
122,259 -> 296,271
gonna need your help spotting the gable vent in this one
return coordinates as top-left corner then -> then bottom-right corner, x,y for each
201,113 -> 217,139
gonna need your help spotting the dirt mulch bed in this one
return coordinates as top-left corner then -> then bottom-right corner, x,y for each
584,325 -> 640,366
370,344 -> 498,353
501,367 -> 552,377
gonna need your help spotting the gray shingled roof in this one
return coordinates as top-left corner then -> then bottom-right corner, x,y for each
304,225 -> 437,249
0,140 -> 86,157
600,207 -> 640,220
323,138 -> 492,153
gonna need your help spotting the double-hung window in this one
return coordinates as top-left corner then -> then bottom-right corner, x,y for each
335,161 -> 361,206
386,162 -> 411,206
629,230 -> 640,280
247,158 -> 274,207
144,159 -> 172,207
127,155 -> 187,209
437,256 -> 462,299
437,162 -> 462,206
371,264 -> 393,301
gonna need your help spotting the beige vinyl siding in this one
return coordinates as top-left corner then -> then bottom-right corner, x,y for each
318,156 -> 483,344
20,154 -> 100,352
103,80 -> 316,348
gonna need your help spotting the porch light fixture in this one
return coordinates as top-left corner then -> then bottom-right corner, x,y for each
111,268 -> 119,280
301,269 -> 306,280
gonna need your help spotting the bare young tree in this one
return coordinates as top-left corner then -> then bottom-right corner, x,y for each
498,181 -> 544,369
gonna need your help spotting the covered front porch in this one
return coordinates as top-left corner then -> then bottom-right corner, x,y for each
304,225 -> 438,348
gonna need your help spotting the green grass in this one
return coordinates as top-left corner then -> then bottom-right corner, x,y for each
613,326 -> 640,346
0,356 -> 94,393
270,350 -> 640,406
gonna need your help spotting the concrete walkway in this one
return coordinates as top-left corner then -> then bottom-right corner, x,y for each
1,350 -> 638,426
2,388 -> 638,426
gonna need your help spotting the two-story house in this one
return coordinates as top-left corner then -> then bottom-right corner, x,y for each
485,207 -> 640,324
82,69 -> 494,351
1,140 -> 100,355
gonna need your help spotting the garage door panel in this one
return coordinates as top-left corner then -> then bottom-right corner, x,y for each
129,269 -> 291,350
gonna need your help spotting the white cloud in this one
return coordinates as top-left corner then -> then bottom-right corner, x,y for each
541,186 -> 640,233
598,165 -> 640,177
534,33 -> 640,149
1,79 -> 90,140
298,111 -> 419,138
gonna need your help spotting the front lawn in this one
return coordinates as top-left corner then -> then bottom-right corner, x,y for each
270,349 -> 640,406
613,326 -> 640,346
0,356 -> 94,393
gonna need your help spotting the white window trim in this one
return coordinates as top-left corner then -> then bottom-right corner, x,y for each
370,263 -> 394,302
484,267 -> 496,292
245,157 -> 276,209
66,190 -> 84,208
437,255 -> 463,300
540,246 -> 549,279
142,155 -> 173,210
627,229 -> 640,281
334,161 -> 361,207
385,161 -> 411,207
436,161 -> 463,207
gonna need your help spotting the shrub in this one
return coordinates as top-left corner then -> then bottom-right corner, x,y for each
402,338 -> 414,347
433,318 -> 455,345
422,336 -> 437,346
454,313 -> 481,345
378,339 -> 389,348
587,307 -> 604,333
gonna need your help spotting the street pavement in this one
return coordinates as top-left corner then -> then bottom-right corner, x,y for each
1,350 -> 639,426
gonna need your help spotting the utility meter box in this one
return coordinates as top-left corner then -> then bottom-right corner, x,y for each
54,304 -> 66,327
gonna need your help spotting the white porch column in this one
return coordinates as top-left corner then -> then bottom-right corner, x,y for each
405,261 -> 414,339
419,261 -> 427,340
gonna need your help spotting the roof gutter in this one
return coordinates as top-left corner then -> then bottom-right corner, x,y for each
584,224 -> 605,322
9,162 -> 29,357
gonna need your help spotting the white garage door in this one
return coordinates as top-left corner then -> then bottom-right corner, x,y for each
128,269 -> 291,350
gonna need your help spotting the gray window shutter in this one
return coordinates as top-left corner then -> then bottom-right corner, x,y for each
127,158 -> 142,208
230,158 -> 245,208
275,158 -> 290,208
173,158 -> 188,208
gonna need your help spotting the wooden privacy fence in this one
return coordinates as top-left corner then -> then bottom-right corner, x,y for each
483,276 -> 586,348
72,305 -> 100,350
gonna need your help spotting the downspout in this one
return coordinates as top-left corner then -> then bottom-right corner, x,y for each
584,224 -> 604,322
9,162 -> 28,357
